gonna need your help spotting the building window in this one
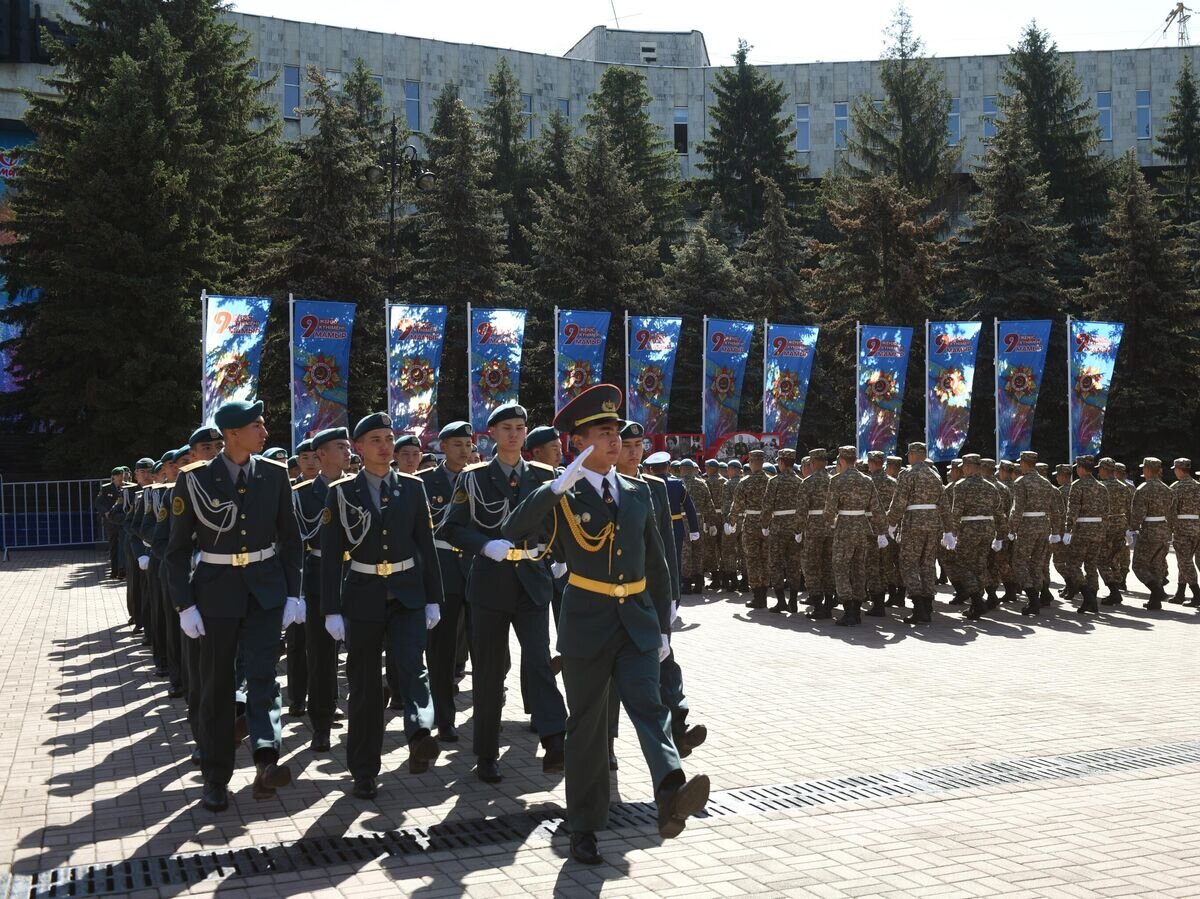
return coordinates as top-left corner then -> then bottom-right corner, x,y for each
522,92 -> 534,139
982,95 -> 998,139
834,101 -> 848,149
641,43 -> 657,64
325,70 -> 342,93
1136,89 -> 1151,140
558,98 -> 570,119
371,74 -> 384,97
673,107 -> 688,154
795,103 -> 810,152
947,98 -> 960,146
283,64 -> 301,120
1096,91 -> 1112,142
405,81 -> 421,132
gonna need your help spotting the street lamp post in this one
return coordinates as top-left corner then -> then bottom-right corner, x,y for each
366,113 -> 435,297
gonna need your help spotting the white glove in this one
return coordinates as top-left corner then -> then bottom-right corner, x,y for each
325,614 -> 346,641
670,601 -> 678,623
179,605 -> 206,640
1007,533 -> 1016,542
723,523 -> 735,536
708,526 -> 717,536
941,532 -> 957,551
1062,533 -> 1072,546
1049,534 -> 1061,544
1125,530 -> 1136,548
550,444 -> 594,495
761,528 -> 770,537
887,525 -> 896,539
550,561 -> 567,579
192,550 -> 201,569
425,603 -> 441,630
689,531 -> 701,542
794,532 -> 803,544
282,596 -> 305,627
137,555 -> 150,571
482,539 -> 514,561
877,534 -> 889,549
658,634 -> 670,662
991,539 -> 1003,552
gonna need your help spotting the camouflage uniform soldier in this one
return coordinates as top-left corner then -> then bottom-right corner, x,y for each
1007,451 -> 1063,616
798,448 -> 836,619
701,460 -> 726,589
882,456 -> 904,605
996,460 -> 1021,601
823,446 -> 886,626
1060,455 -> 1107,615
761,448 -> 804,613
678,460 -> 714,594
945,454 -> 1005,621
864,451 -> 898,617
1169,458 -> 1200,605
886,442 -> 946,625
1051,463 -> 1073,599
941,460 -> 969,605
722,461 -> 746,589
1097,457 -> 1133,604
980,458 -> 1012,609
1129,457 -> 1172,610
1113,462 -> 1135,584
727,451 -> 771,608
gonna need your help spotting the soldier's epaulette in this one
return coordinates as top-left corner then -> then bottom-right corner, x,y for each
163,481 -> 176,489
642,473 -> 665,484
178,460 -> 205,473
462,461 -> 490,473
292,478 -> 315,491
396,470 -> 423,482
328,474 -> 356,488
415,465 -> 437,474
528,460 -> 555,472
259,456 -> 289,469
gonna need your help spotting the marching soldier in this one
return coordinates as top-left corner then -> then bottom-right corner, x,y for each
797,448 -> 835,620
722,460 -> 745,589
701,459 -> 726,591
1113,461 -> 1135,586
153,447 -> 191,699
678,459 -> 713,594
865,451 -> 898,617
124,458 -> 155,631
1129,457 -> 1172,610
942,459 -> 968,605
295,438 -> 319,482
761,448 -> 804,613
166,399 -> 304,813
94,468 -> 126,579
1097,457 -> 1132,605
882,455 -> 904,606
1061,455 -> 1107,615
943,454 -> 1005,621
392,434 -> 422,475
442,402 -> 567,784
320,413 -> 444,799
824,447 -> 887,627
1170,458 -> 1200,606
727,450 -> 771,609
502,384 -> 709,866
1052,463 -> 1073,599
885,442 -> 944,625
645,452 -> 700,587
1007,451 -> 1062,616
980,458 -> 1010,609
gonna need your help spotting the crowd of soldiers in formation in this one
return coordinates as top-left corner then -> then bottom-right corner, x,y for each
671,444 -> 1200,626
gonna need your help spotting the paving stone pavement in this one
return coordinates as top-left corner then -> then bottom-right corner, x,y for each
0,549 -> 1197,897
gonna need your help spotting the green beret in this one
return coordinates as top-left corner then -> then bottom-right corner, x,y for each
619,420 -> 645,440
110,467 -> 124,476
487,402 -> 528,428
680,458 -> 698,470
524,425 -> 560,451
438,421 -> 472,441
213,399 -> 263,431
188,426 -> 222,446
311,427 -> 349,450
393,434 -> 421,450
151,461 -> 163,474
551,384 -> 621,433
296,438 -> 315,454
763,462 -> 777,474
353,412 -> 393,440
286,455 -> 298,467
705,458 -> 719,468
262,447 -> 289,462
134,457 -> 155,471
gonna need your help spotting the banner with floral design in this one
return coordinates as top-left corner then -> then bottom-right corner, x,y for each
626,315 -> 682,435
703,318 -> 755,449
995,320 -> 1052,461
555,309 -> 611,414
469,306 -> 527,433
856,324 -> 913,457
925,321 -> 981,463
762,322 -> 819,451
289,299 -> 355,451
387,304 -> 447,443
1068,319 -> 1123,460
202,294 -> 272,424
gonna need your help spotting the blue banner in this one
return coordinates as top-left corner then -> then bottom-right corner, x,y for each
202,295 -> 272,424
763,323 -> 819,450
926,321 -> 981,463
469,307 -> 527,433
627,315 -> 682,436
556,309 -> 611,413
703,318 -> 755,450
290,299 -> 355,451
995,320 -> 1052,461
388,304 -> 447,443
1069,319 -> 1124,460
0,281 -> 38,395
856,324 -> 913,457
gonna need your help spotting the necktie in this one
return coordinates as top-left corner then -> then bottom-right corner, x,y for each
235,469 -> 247,509
509,469 -> 520,497
602,476 -> 614,512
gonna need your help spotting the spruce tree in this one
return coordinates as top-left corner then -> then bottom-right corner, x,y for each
2,1 -> 279,471
534,109 -> 575,192
587,66 -> 683,257
342,57 -> 385,137
478,58 -> 535,263
696,40 -> 803,237
1079,152 -> 1200,459
845,4 -> 958,200
1158,58 -> 1200,228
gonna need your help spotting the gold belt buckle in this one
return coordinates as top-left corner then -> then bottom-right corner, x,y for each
506,548 -> 525,562
232,552 -> 250,567
613,584 -> 627,598
376,561 -> 393,576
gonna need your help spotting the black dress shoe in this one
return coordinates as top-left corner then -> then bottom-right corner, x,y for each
167,684 -> 185,699
680,724 -> 707,751
287,703 -> 307,717
570,831 -> 603,865
476,758 -> 503,783
436,726 -> 459,743
608,738 -> 619,771
408,733 -> 441,774
310,729 -> 331,752
352,777 -> 379,799
190,748 -> 202,766
153,665 -> 169,678
201,782 -> 228,812
542,733 -> 565,774
656,773 -> 711,839
252,761 -> 292,800
549,655 -> 563,676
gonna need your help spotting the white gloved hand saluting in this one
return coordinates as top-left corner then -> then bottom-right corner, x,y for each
282,596 -> 306,627
991,539 -> 1004,552
137,555 -> 150,571
658,634 -> 671,662
425,603 -> 441,630
877,534 -> 889,549
325,614 -> 346,642
723,523 -> 735,536
482,539 -> 514,562
550,561 -> 567,579
179,605 -> 206,640
550,444 -> 594,495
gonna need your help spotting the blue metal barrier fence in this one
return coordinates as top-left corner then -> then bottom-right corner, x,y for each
0,477 -> 106,561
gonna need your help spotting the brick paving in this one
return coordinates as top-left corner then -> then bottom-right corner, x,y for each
1,549 -> 1198,897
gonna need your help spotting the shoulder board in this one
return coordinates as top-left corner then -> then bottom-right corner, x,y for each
178,460 -> 205,473
329,474 -> 356,488
415,465 -> 437,474
528,460 -> 555,472
259,456 -> 289,469
292,478 -> 315,491
642,473 -> 665,484
462,461 -> 490,473
396,470 -> 423,482
616,472 -> 646,488
163,481 -> 176,489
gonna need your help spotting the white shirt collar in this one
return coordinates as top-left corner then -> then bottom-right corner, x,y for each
580,465 -> 618,505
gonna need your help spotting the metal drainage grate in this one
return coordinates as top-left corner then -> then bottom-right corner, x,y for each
7,740 -> 1199,898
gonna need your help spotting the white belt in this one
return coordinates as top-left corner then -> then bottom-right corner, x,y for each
742,509 -> 761,515
1077,517 -> 1103,523
308,548 -> 322,557
1178,514 -> 1199,520
961,516 -> 992,522
1144,516 -> 1167,522
1021,512 -> 1047,517
773,509 -> 797,516
434,539 -> 461,552
838,511 -> 867,516
349,558 -> 414,576
199,547 -> 276,567
906,504 -> 938,511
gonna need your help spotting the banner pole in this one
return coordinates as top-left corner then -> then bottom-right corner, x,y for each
624,311 -> 630,421
200,290 -> 208,424
288,294 -> 296,453
466,302 -> 473,435
762,318 -> 769,436
554,306 -> 561,415
924,319 -> 930,457
384,300 -> 392,422
855,321 -> 861,459
701,316 -> 708,446
1065,315 -> 1072,462
993,318 -> 1000,462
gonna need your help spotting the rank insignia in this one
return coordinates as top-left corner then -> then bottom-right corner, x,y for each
321,507 -> 332,525
172,496 -> 185,516
156,507 -> 167,522
582,512 -> 592,523
453,488 -> 468,504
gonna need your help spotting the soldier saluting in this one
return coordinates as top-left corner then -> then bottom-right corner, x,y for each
503,384 -> 709,866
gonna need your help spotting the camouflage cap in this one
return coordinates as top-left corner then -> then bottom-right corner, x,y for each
837,445 -> 857,462
809,447 -> 829,461
1098,456 -> 1116,470
980,457 -> 996,469
866,450 -> 885,463
801,455 -> 811,465
907,441 -> 927,454
748,449 -> 765,459
886,455 -> 902,466
1074,455 -> 1096,470
950,458 -> 964,469
1035,463 -> 1049,475
962,453 -> 982,465
999,460 -> 1016,472
1141,456 -> 1163,469
1056,463 -> 1072,475
778,447 -> 796,460
1114,462 -> 1127,473
1174,458 -> 1192,471
1019,450 -> 1038,464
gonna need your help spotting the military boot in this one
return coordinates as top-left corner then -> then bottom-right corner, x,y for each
806,594 -> 832,620
1101,583 -> 1123,606
745,587 -> 767,610
964,593 -> 987,620
786,589 -> 799,614
1077,589 -> 1100,615
1039,586 -> 1054,608
1184,583 -> 1200,606
835,600 -> 862,626
903,595 -> 926,624
1020,588 -> 1041,617
985,586 -> 1001,610
864,593 -> 887,617
769,586 -> 788,613
1062,583 -> 1079,603
1170,582 -> 1188,604
948,589 -> 967,606
1145,585 -> 1164,610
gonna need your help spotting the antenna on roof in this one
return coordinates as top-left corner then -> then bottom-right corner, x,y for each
609,0 -> 621,29
1165,2 -> 1193,45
